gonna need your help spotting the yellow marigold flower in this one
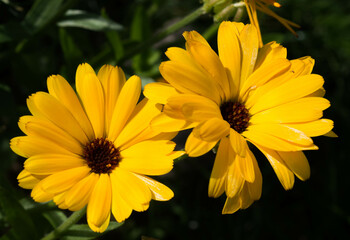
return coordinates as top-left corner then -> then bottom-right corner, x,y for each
245,0 -> 300,46
144,22 -> 334,214
11,63 -> 183,232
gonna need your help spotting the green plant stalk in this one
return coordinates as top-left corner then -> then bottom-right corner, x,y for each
118,6 -> 206,64
41,207 -> 86,240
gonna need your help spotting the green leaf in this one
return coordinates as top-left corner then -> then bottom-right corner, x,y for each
57,10 -> 123,32
23,0 -> 64,33
43,210 -> 68,228
61,222 -> 124,240
0,186 -> 37,240
59,27 -> 83,64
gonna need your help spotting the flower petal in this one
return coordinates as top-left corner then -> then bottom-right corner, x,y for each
47,75 -> 95,140
222,195 -> 240,214
31,180 -> 53,202
25,154 -> 85,175
17,169 -> 40,189
87,174 -> 112,233
41,166 -> 90,194
286,119 -> 334,137
257,145 -> 295,190
218,21 -> 242,99
185,131 -> 218,157
110,168 -> 151,212
108,75 -> 141,141
229,128 -> 248,157
143,82 -> 179,105
250,97 -> 330,124
27,92 -> 89,144
248,74 -> 324,115
193,118 -> 230,142
75,71 -> 105,138
247,152 -> 262,200
278,151 -> 310,181
181,96 -> 222,122
119,140 -> 175,176
134,174 -> 174,201
254,41 -> 287,70
18,116 -> 83,155
111,181 -> 132,222
97,65 -> 126,134
208,137 -> 230,198
237,149 -> 255,183
10,136 -> 74,158
65,173 -> 99,211
226,153 -> 245,198
151,113 -> 195,133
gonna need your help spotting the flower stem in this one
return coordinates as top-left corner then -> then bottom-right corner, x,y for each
41,207 -> 86,240
118,6 -> 206,64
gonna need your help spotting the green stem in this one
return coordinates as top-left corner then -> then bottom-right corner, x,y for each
118,6 -> 206,64
41,207 -> 86,240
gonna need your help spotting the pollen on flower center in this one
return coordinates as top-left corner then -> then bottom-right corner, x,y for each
83,138 -> 121,174
220,102 -> 250,134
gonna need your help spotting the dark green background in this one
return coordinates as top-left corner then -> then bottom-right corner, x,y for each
0,0 -> 349,239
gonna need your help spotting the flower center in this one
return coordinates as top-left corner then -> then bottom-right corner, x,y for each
83,138 -> 121,174
220,102 -> 250,134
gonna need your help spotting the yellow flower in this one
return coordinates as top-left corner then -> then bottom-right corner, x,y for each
11,63 -> 183,232
245,0 -> 300,46
144,22 -> 334,214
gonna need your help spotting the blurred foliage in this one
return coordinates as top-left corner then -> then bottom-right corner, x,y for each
0,0 -> 349,239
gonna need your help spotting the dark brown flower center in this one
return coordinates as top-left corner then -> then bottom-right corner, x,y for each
83,138 -> 121,174
220,102 -> 250,134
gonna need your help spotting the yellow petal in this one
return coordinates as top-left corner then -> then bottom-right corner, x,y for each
143,82 -> 179,105
65,173 -> 99,211
134,174 -> 174,201
238,184 -> 254,209
246,124 -> 314,146
254,41 -> 287,70
115,99 -> 161,149
240,58 -> 291,100
290,56 -> 315,77
53,192 -> 68,209
110,168 -> 151,212
237,149 -> 255,183
181,97 -> 222,122
111,179 -> 132,222
208,137 -> 230,198
229,128 -> 248,157
47,75 -> 95,140
75,72 -> 105,138
27,92 -> 89,144
41,166 -> 90,194
193,118 -> 230,142
226,153 -> 245,198
257,145 -> 295,190
250,97 -> 330,124
183,30 -> 211,47
31,180 -> 53,202
286,119 -> 334,137
25,154 -> 85,175
218,21 -> 242,99
165,47 -> 199,66
97,65 -> 126,134
186,39 -> 230,100
87,174 -> 112,233
247,152 -> 262,200
10,136 -> 74,158
249,74 -> 325,115
119,140 -> 175,176
239,24 -> 259,85
185,131 -> 218,157
151,113 -> 195,133
278,151 -> 310,181
108,75 -> 141,141
17,169 -> 40,189
18,116 -> 83,155
159,61 -> 221,104
222,195 -> 240,214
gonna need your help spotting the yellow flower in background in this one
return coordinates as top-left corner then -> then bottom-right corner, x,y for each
144,22 -> 334,213
11,63 -> 182,232
245,0 -> 300,46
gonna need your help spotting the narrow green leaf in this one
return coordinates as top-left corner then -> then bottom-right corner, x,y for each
57,10 -> 123,31
61,222 -> 124,240
23,0 -> 64,33
106,31 -> 124,61
43,210 -> 68,228
59,27 -> 83,64
0,186 -> 37,240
